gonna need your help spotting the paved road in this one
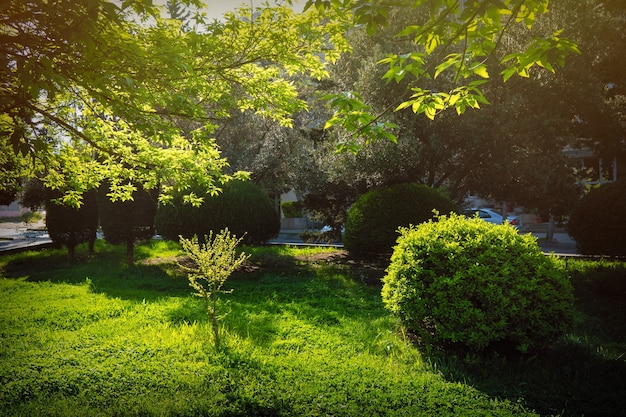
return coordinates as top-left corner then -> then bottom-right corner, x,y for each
530,231 -> 577,255
0,220 -> 52,253
0,220 -> 578,255
269,228 -> 578,255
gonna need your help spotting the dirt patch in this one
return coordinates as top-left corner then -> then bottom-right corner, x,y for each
139,256 -> 183,266
139,249 -> 388,285
293,250 -> 350,264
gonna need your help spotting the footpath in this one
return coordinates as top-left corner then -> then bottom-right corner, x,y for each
0,220 -> 577,255
0,219 -> 52,254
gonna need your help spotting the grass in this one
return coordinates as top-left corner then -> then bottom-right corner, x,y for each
0,241 -> 625,416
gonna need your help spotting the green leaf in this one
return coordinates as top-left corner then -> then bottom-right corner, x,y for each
434,54 -> 461,79
472,64 -> 489,78
396,25 -> 421,37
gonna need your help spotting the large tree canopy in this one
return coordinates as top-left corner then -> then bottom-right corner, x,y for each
2,0 -> 584,208
277,0 -> 623,226
1,0 -> 349,206
306,0 -> 580,150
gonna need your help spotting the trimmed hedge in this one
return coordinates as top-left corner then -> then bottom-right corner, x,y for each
343,183 -> 457,257
382,214 -> 574,351
46,189 -> 98,261
155,180 -> 279,244
567,181 -> 626,256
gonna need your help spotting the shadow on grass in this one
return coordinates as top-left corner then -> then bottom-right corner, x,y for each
164,262 -> 388,349
426,340 -> 626,417
2,241 -> 385,349
425,264 -> 626,417
0,241 -> 190,301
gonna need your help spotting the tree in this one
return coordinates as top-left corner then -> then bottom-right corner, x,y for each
45,189 -> 98,262
3,0 -> 586,219
215,110 -> 300,204
299,4 -> 574,212
303,180 -> 356,241
1,0 -> 350,206
18,178 -> 46,211
165,0 -> 193,24
0,135 -> 30,205
97,183 -> 158,265
305,0 -> 579,148
178,230 -> 250,349
567,180 -> 626,256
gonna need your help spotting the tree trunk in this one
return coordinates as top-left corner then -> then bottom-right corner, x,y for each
209,296 -> 221,350
126,239 -> 134,265
67,244 -> 75,263
546,213 -> 556,242
88,232 -> 96,254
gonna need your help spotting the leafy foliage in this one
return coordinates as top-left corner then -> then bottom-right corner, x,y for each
0,135 -> 28,205
1,0 -> 350,205
344,183 -> 457,257
281,200 -> 305,218
567,181 -> 626,256
309,0 -> 580,148
178,230 -> 250,349
382,213 -> 574,351
303,180 -> 356,242
308,0 -> 589,216
155,179 -> 280,244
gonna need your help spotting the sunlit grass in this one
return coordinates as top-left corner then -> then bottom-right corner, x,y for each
0,242 -> 624,416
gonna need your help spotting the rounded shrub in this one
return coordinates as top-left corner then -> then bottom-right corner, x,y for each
343,183 -> 457,257
382,213 -> 574,351
155,179 -> 279,244
567,181 -> 626,256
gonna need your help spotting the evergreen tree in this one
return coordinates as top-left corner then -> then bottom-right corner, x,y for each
98,183 -> 158,265
45,189 -> 98,262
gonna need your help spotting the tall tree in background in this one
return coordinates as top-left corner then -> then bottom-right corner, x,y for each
165,0 -> 192,23
545,0 -> 626,162
301,0 -> 625,231
0,142 -> 24,205
311,0 -> 580,148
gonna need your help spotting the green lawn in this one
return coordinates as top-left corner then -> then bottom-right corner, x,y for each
0,241 -> 624,416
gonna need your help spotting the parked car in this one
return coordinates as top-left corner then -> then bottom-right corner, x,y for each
462,208 -> 521,228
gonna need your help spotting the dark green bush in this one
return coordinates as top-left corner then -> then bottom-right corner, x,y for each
343,183 -> 457,257
46,189 -> 98,262
155,179 -> 279,244
567,181 -> 626,256
382,213 -> 574,351
98,183 -> 158,265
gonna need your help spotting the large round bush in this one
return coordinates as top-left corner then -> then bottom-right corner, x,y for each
567,181 -> 626,256
382,213 -> 574,351
155,179 -> 279,244
344,183 -> 457,257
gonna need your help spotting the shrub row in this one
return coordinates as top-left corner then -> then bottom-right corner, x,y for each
155,179 -> 279,245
